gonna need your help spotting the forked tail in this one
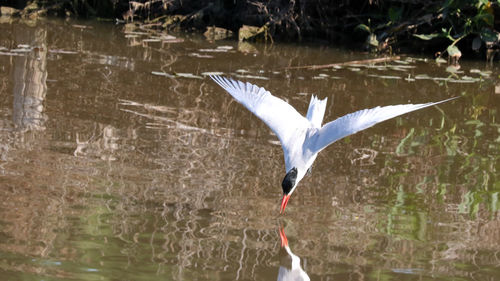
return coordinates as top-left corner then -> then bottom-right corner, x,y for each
306,95 -> 328,128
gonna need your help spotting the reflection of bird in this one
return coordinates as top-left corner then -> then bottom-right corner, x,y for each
210,75 -> 456,213
278,227 -> 310,281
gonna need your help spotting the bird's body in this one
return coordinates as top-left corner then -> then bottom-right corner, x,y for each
210,75 -> 456,213
283,96 -> 328,193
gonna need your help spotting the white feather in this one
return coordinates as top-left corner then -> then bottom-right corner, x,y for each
305,95 -> 327,128
211,75 -> 457,197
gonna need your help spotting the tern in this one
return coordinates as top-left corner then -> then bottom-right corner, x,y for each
210,75 -> 456,213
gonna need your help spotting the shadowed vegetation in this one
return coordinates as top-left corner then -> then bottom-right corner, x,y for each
2,0 -> 500,61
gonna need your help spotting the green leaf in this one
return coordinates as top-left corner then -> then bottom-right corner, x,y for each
388,6 -> 402,22
413,33 -> 441,40
355,24 -> 371,33
480,28 -> 498,43
447,45 -> 461,57
368,34 -> 379,47
474,12 -> 493,27
477,0 -> 490,7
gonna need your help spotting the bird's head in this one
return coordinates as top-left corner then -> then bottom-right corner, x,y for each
280,167 -> 298,214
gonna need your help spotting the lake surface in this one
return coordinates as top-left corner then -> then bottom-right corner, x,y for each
0,17 -> 499,281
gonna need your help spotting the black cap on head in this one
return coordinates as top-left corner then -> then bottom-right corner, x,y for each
281,167 -> 297,194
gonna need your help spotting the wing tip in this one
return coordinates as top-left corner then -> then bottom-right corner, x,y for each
422,96 -> 459,108
210,74 -> 237,91
436,96 -> 460,104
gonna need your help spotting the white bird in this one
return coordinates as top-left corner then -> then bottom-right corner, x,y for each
210,75 -> 456,213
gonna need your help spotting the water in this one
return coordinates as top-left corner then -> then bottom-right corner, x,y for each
0,17 -> 499,281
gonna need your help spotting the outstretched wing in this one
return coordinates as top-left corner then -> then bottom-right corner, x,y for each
210,75 -> 310,146
308,97 -> 458,154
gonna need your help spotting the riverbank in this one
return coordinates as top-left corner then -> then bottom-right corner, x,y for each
2,0 -> 500,62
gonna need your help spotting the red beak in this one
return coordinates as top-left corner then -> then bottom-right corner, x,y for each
280,194 -> 291,214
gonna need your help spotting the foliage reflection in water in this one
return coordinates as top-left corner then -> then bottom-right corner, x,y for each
0,18 -> 499,281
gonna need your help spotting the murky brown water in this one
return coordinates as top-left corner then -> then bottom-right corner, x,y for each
0,17 -> 499,281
